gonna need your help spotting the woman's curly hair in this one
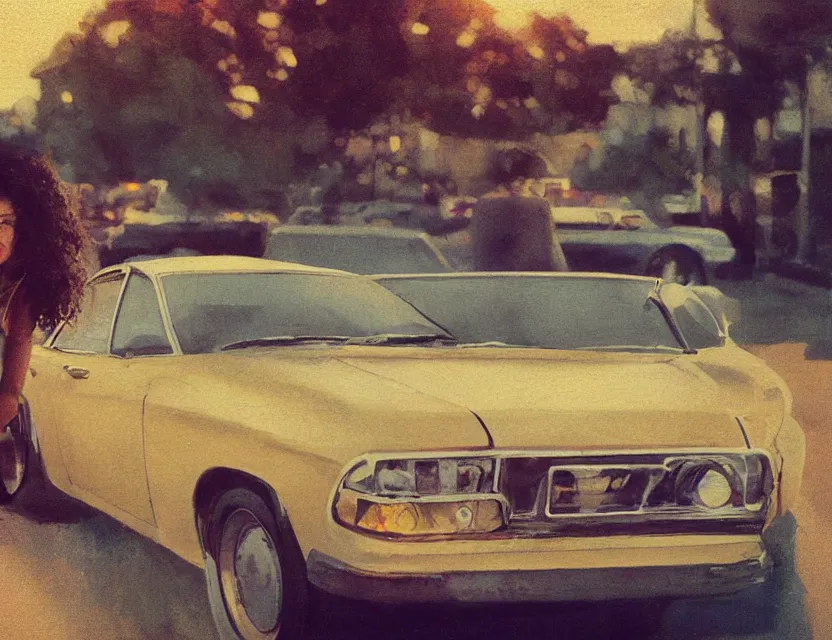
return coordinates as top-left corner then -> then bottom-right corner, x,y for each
0,142 -> 90,330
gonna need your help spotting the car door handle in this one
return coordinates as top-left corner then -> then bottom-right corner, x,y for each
63,365 -> 90,380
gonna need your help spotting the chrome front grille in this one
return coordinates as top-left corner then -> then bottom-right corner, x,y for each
545,464 -> 666,518
497,453 -> 770,537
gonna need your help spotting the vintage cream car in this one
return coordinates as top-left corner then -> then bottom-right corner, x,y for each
0,257 -> 804,640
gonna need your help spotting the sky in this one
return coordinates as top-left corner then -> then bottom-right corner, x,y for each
0,0 -> 708,110
485,0 -> 698,37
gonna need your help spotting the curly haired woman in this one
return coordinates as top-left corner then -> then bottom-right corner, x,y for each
0,142 -> 89,435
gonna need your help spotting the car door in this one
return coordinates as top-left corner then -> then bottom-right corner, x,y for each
39,269 -> 173,525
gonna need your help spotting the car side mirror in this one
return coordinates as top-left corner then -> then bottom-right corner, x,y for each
690,286 -> 741,335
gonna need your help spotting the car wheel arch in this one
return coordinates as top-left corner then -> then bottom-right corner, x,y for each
194,469 -> 310,639
193,467 -> 293,552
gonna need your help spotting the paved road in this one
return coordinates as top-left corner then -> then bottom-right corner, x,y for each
0,274 -> 826,639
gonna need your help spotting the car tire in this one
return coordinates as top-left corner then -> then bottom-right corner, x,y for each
0,403 -> 47,506
201,487 -> 308,640
645,247 -> 707,286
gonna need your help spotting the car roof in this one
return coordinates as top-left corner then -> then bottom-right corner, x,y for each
368,271 -> 659,284
101,255 -> 352,277
270,224 -> 431,240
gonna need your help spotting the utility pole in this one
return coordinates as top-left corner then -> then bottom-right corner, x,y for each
794,54 -> 814,264
691,0 -> 706,223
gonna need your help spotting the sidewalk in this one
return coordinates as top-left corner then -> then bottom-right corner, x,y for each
717,273 -> 832,359
759,242 -> 832,290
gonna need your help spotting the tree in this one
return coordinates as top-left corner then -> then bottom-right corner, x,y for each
34,0 -> 623,210
572,129 -> 695,218
35,0 -> 298,211
526,14 -> 621,130
706,0 -> 832,264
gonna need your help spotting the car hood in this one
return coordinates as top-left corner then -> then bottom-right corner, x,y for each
332,349 -> 749,450
169,348 -> 755,460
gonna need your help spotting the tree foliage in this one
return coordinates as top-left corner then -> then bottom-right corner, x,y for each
572,130 -> 695,204
35,0 -> 623,210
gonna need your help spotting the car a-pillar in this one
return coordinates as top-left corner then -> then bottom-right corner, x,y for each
194,468 -> 309,640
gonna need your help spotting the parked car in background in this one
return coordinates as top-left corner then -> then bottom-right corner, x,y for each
264,225 -> 455,274
313,199 -> 736,284
287,200 -> 469,236
3,258 -> 803,640
549,207 -> 737,285
286,201 -> 417,227
98,220 -> 268,267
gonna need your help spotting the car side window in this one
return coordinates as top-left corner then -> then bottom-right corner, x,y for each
111,273 -> 173,357
51,274 -> 125,353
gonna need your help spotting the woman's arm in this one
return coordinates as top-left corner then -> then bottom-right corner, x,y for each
0,289 -> 35,427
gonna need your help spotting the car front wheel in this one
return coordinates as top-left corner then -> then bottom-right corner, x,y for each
201,487 -> 308,640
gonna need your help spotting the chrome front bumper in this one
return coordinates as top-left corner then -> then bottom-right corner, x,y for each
307,549 -> 772,604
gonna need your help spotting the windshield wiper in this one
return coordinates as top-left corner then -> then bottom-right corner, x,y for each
219,336 -> 350,351
456,341 -> 535,349
345,333 -> 456,346
574,345 -> 686,353
647,290 -> 698,355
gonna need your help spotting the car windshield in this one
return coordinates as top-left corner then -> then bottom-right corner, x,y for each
264,234 -> 449,275
375,276 -> 682,351
161,272 -> 446,354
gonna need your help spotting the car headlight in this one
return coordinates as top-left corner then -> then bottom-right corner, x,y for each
672,454 -> 773,514
696,469 -> 733,508
333,456 -> 506,537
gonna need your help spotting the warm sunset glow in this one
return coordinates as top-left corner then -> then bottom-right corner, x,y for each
226,101 -> 255,120
277,46 -> 298,68
456,31 -> 476,48
257,11 -> 281,29
230,85 -> 261,103
482,0 -> 695,44
99,20 -> 130,47
0,0 -> 697,109
211,19 -> 237,38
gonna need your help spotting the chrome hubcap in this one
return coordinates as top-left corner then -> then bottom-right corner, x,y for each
219,508 -> 283,639
0,421 -> 25,496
